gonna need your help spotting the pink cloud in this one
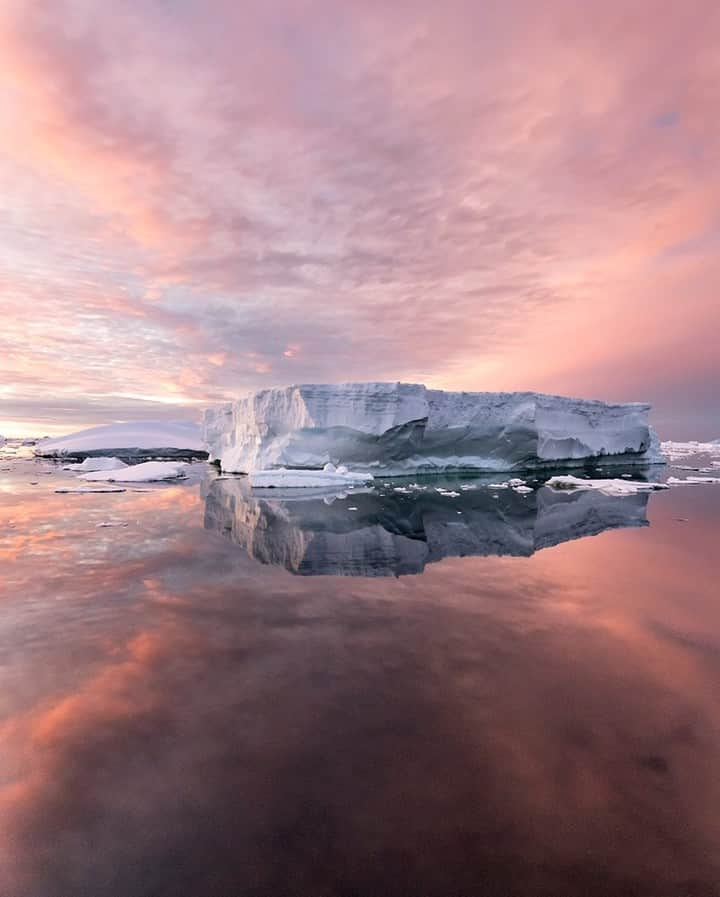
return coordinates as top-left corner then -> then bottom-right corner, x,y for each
0,0 -> 718,436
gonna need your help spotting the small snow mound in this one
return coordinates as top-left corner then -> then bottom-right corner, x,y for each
63,457 -> 128,472
79,461 -> 188,483
546,475 -> 668,496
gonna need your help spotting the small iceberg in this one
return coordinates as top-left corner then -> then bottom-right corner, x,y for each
248,463 -> 373,489
35,421 -> 206,460
79,461 -> 189,483
546,475 -> 669,496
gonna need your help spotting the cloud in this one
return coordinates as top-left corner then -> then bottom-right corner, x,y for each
0,0 -> 718,436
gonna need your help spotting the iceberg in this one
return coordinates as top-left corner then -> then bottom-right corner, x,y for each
203,476 -> 651,577
203,383 -> 663,475
35,421 -> 206,460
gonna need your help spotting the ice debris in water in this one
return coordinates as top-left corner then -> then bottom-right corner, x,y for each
667,476 -> 720,486
79,461 -> 188,483
546,475 -> 669,496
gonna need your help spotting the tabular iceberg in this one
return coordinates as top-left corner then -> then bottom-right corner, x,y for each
204,383 -> 663,475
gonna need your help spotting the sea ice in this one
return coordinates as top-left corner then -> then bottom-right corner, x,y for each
79,461 -> 189,483
204,382 -> 663,474
667,476 -> 720,486
55,486 -> 127,494
546,475 -> 669,496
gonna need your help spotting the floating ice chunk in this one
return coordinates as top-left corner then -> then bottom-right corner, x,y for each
79,461 -> 188,483
96,521 -> 129,527
546,475 -> 669,496
514,486 -> 533,494
55,486 -> 126,494
248,464 -> 373,488
63,457 -> 128,472
667,476 -> 720,486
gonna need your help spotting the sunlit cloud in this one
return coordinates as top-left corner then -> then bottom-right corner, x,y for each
0,0 -> 718,437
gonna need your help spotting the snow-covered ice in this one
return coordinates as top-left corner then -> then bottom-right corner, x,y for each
248,463 -> 373,488
667,476 -> 720,486
204,383 -> 663,474
546,475 -> 669,496
35,421 -> 204,459
55,486 -> 127,494
62,457 -> 128,472
79,461 -> 189,483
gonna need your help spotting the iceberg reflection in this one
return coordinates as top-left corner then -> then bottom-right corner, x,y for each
203,477 -> 650,576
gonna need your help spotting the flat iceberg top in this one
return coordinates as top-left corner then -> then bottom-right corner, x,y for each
35,421 -> 204,458
205,382 -> 662,475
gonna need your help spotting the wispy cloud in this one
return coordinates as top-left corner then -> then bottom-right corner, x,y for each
1,0 -> 718,437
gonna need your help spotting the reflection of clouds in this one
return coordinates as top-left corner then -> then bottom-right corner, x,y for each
1,479 -> 720,893
203,476 -> 651,576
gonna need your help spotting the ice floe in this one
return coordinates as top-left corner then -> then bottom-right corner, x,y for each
55,486 -> 127,494
79,461 -> 189,483
546,475 -> 669,496
667,476 -> 720,486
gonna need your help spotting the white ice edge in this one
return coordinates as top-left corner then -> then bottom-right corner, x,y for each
546,475 -> 669,496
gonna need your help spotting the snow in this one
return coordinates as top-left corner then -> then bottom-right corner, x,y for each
248,462 -> 373,488
667,476 -> 720,486
79,461 -> 189,483
204,382 -> 663,474
546,475 -> 669,496
62,457 -> 128,472
35,421 -> 204,458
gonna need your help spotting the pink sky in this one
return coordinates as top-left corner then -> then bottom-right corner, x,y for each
1,0 -> 718,438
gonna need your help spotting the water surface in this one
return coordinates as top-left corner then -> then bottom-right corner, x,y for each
1,450 -> 719,896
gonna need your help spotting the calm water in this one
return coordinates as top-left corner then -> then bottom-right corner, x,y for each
2,448 -> 720,897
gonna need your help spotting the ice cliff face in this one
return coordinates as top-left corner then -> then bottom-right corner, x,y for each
203,477 -> 650,577
203,382 -> 663,474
